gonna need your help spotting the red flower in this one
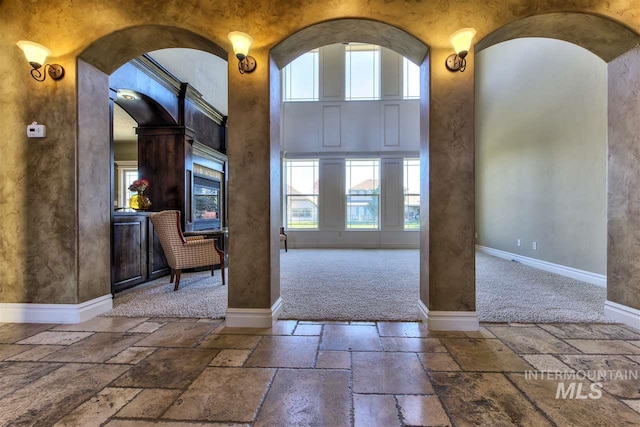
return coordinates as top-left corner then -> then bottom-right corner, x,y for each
128,179 -> 150,192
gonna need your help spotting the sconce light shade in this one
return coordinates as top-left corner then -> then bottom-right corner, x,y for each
16,40 -> 50,68
16,40 -> 65,81
449,28 -> 476,55
228,31 -> 257,74
228,31 -> 253,59
445,28 -> 477,73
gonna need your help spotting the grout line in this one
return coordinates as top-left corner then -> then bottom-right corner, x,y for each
348,350 -> 355,427
503,372 -> 559,427
250,366 -> 279,424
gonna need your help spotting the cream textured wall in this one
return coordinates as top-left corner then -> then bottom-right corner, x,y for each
476,38 -> 607,274
114,143 -> 138,161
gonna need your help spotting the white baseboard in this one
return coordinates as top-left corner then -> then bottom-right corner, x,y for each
604,300 -> 640,330
476,245 -> 606,287
290,244 -> 419,250
418,300 -> 479,331
0,294 -> 113,324
226,297 -> 283,328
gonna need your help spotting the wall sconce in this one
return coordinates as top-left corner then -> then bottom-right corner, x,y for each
445,28 -> 477,73
16,41 -> 65,82
228,31 -> 257,74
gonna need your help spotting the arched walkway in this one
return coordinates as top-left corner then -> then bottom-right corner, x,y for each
75,25 -> 227,305
476,12 -> 640,325
262,19 -> 450,328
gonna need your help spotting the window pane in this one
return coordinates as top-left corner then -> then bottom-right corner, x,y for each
346,159 -> 379,194
345,44 -> 380,100
346,195 -> 379,228
404,196 -> 420,229
287,195 -> 318,228
404,159 -> 420,194
285,160 -> 319,229
403,57 -> 420,99
124,170 -> 138,208
403,159 -> 420,229
346,159 -> 379,229
283,50 -> 319,101
287,161 -> 318,194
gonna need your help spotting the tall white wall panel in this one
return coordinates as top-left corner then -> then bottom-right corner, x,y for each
383,104 -> 400,147
320,159 -> 345,228
382,159 -> 403,229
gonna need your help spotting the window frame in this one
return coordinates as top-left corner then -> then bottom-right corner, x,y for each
115,160 -> 138,209
284,159 -> 320,229
403,158 -> 420,230
345,158 -> 380,230
345,44 -> 381,101
283,49 -> 319,102
402,57 -> 421,100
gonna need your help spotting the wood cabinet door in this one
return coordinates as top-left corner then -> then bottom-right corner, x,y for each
149,221 -> 170,279
112,215 -> 148,293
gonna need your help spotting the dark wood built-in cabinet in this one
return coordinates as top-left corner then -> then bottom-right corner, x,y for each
112,212 -> 169,293
136,126 -> 195,228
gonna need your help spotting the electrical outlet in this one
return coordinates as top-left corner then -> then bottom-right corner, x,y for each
517,239 -> 521,247
532,241 -> 537,250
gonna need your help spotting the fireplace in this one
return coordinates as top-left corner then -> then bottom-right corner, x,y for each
193,175 -> 221,230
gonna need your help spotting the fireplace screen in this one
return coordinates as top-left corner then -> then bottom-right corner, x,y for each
194,176 -> 221,230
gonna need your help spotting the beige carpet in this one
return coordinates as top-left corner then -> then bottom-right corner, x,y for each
103,250 -> 610,322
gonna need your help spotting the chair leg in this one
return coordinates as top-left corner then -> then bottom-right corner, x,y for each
211,265 -> 215,276
221,258 -> 226,286
174,270 -> 181,291
285,239 -> 288,252
170,269 -> 175,283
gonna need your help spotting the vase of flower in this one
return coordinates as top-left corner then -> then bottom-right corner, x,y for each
128,179 -> 152,211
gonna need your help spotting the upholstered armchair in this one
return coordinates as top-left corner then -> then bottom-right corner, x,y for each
280,227 -> 288,252
150,210 -> 225,291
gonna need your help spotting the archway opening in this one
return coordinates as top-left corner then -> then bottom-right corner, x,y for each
76,25 -> 229,310
474,12 -> 640,325
269,19 -> 430,321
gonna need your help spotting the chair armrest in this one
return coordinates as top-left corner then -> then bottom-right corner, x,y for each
185,236 -> 205,241
184,239 -> 215,247
213,240 -> 224,258
184,237 -> 224,256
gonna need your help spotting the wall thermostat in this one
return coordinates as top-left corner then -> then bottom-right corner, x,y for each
27,122 -> 46,138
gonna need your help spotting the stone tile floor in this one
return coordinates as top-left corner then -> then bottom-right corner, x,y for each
1,318 -> 640,426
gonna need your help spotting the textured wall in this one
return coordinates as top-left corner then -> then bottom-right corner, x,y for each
0,5 -> 28,303
271,19 -> 428,68
2,1 -> 640,315
1,4 -> 78,304
608,47 -> 640,310
428,48 -> 476,311
227,46 -> 274,308
77,60 -> 112,302
476,38 -> 607,275
419,53 -> 431,305
476,12 -> 639,62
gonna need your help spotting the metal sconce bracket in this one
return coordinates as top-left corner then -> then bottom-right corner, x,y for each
237,55 -> 257,74
30,63 -> 65,82
445,51 -> 468,73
